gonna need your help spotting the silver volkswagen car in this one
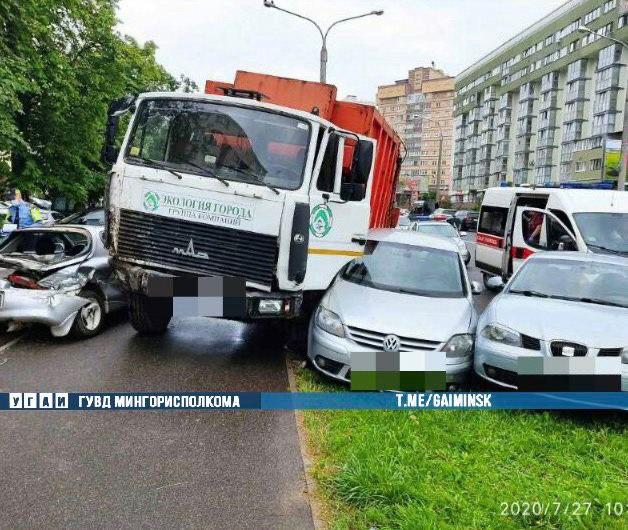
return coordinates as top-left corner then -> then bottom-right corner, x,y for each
307,229 -> 482,390
475,252 -> 628,390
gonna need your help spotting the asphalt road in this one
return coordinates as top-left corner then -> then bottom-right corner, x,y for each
0,233 -> 494,529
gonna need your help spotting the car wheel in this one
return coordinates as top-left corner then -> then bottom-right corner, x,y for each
71,289 -> 105,338
129,293 -> 171,335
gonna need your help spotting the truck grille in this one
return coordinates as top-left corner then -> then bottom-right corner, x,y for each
116,209 -> 278,287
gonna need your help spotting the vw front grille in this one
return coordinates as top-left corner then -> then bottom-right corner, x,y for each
117,209 -> 278,287
346,325 -> 441,351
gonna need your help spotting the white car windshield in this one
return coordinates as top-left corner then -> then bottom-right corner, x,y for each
342,241 -> 465,297
415,223 -> 458,237
508,258 -> 628,308
126,98 -> 311,190
573,212 -> 628,255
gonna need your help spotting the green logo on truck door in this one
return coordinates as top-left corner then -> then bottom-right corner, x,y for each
143,191 -> 160,211
310,204 -> 333,238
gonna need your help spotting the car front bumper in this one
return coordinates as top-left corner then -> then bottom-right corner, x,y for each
474,336 -> 628,391
0,287 -> 89,337
307,320 -> 472,388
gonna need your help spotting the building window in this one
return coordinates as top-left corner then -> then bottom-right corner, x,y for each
603,0 -> 616,14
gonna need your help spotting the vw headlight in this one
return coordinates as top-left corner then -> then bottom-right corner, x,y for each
621,347 -> 628,365
315,306 -> 345,337
481,324 -> 522,347
441,333 -> 474,358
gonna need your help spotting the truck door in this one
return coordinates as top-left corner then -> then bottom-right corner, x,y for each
303,133 -> 374,291
510,206 -> 581,273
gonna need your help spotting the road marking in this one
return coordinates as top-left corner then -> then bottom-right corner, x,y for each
0,334 -> 24,352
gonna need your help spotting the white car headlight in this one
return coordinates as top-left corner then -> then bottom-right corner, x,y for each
481,324 -> 522,347
315,306 -> 345,337
441,333 -> 474,358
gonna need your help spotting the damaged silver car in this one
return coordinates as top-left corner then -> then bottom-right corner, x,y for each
0,225 -> 126,337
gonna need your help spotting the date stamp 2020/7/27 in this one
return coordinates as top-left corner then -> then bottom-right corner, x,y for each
499,501 -> 628,518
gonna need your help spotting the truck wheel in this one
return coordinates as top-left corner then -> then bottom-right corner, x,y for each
72,289 -> 105,338
129,293 -> 171,335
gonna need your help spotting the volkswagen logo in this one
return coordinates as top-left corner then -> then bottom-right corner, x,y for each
293,233 -> 305,244
382,334 -> 401,352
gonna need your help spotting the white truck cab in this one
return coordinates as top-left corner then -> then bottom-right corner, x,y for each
475,186 -> 628,285
102,88 -> 399,334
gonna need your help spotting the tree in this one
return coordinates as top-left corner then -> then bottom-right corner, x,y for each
0,0 -> 188,206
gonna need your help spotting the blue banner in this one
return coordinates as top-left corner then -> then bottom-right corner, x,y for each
1,392 -> 626,411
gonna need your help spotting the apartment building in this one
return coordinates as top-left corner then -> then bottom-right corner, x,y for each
377,66 -> 454,200
453,0 -> 628,202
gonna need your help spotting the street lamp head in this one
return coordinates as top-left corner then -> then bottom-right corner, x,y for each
577,25 -> 592,33
263,0 -> 275,7
372,10 -> 384,15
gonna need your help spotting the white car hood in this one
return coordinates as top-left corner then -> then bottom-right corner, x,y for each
485,295 -> 628,348
325,277 -> 475,342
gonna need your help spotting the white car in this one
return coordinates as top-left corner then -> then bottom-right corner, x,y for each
307,229 -> 482,390
410,221 -> 471,265
475,252 -> 628,391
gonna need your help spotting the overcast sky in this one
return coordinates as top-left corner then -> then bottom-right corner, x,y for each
117,0 -> 566,100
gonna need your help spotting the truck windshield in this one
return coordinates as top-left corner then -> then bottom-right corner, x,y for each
573,212 -> 628,255
342,241 -> 464,298
125,98 -> 311,190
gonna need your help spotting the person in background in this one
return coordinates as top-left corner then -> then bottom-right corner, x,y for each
8,189 -> 40,228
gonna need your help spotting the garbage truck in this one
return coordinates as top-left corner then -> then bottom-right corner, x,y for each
102,71 -> 402,333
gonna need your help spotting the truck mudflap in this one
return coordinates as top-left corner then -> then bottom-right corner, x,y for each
114,262 -> 303,320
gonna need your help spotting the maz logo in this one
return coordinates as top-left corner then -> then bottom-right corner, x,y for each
172,238 -> 209,260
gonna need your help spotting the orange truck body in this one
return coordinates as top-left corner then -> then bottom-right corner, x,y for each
205,71 -> 402,228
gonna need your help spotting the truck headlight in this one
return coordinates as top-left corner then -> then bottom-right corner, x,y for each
481,324 -> 522,347
441,333 -> 474,358
258,299 -> 283,315
315,306 -> 345,337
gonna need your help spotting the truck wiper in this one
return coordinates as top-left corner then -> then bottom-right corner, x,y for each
509,289 -> 549,298
128,156 -> 184,180
586,243 -> 628,256
222,166 -> 280,195
176,159 -> 230,188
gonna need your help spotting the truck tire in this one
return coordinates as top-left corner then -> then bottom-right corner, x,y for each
71,289 -> 105,338
129,293 -> 171,335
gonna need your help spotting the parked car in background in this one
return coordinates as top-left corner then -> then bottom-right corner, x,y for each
454,210 -> 479,231
308,229 -> 482,390
59,208 -> 105,226
475,252 -> 628,391
430,208 -> 457,222
410,221 -> 470,264
0,225 -> 126,337
408,200 -> 436,222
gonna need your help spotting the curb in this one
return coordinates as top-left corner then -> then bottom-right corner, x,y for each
285,356 -> 327,530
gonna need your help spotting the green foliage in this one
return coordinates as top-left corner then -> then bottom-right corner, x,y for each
294,365 -> 628,530
0,0 -> 188,206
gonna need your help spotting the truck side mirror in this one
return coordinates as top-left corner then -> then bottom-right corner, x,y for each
350,140 -> 374,184
340,183 -> 366,201
101,95 -> 136,165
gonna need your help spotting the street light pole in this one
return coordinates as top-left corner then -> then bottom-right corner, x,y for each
263,1 -> 383,83
578,25 -> 628,191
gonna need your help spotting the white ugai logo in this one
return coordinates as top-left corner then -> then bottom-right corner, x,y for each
173,238 -> 209,260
